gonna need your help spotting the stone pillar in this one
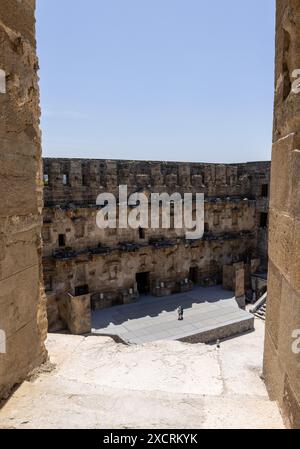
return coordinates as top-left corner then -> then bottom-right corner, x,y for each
223,262 -> 245,309
235,266 -> 246,310
0,0 -> 47,399
60,293 -> 91,335
264,0 -> 300,428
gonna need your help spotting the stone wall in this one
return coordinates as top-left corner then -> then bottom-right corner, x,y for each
0,0 -> 47,399
43,159 -> 270,206
42,158 -> 270,332
264,0 -> 300,429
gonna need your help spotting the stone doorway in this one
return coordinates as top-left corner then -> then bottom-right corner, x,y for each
189,267 -> 198,284
136,272 -> 150,295
75,284 -> 89,297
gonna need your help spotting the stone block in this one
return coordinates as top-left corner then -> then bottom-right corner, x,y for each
0,0 -> 36,47
64,293 -> 91,335
0,265 -> 40,339
223,265 -> 234,290
235,268 -> 245,299
235,295 -> 246,310
290,150 -> 300,218
282,375 -> 300,429
46,293 -> 65,332
269,133 -> 294,214
291,218 -> 300,294
263,327 -> 285,403
277,279 -> 300,399
0,226 -> 41,282
265,262 -> 282,349
268,209 -> 294,279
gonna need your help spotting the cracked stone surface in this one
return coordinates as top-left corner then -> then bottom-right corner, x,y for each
0,319 -> 284,429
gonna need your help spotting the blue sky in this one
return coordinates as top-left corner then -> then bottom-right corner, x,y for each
37,0 -> 275,163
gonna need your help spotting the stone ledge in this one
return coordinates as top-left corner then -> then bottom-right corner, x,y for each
179,316 -> 254,344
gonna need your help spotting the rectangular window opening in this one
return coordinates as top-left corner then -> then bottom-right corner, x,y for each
261,184 -> 269,198
63,173 -> 69,186
58,234 -> 66,247
139,227 -> 145,239
75,285 -> 89,297
260,212 -> 268,228
43,174 -> 49,186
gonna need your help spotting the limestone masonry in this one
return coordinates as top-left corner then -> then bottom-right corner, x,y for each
0,0 -> 47,399
42,158 -> 270,333
0,0 -> 300,430
263,0 -> 300,429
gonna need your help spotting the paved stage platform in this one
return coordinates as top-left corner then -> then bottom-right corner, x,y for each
92,286 -> 254,344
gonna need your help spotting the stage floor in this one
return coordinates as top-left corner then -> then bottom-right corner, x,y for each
92,285 -> 254,344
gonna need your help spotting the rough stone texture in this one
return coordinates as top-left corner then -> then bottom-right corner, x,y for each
223,262 -> 246,308
62,293 -> 91,335
264,0 -> 300,429
178,318 -> 253,344
0,320 -> 284,429
42,159 -> 270,331
0,0 -> 47,399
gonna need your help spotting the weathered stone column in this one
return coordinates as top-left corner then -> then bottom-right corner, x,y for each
264,0 -> 300,428
0,0 -> 47,399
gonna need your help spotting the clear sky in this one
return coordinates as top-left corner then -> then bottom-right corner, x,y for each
36,0 -> 276,163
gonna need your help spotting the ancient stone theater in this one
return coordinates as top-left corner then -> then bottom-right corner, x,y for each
1,0 -> 299,430
42,158 -> 270,332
